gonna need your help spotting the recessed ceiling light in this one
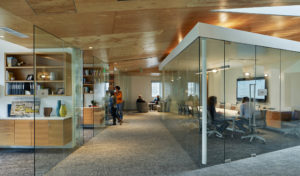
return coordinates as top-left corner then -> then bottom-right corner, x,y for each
264,74 -> 268,77
245,72 -> 250,76
0,35 -> 4,38
0,27 -> 28,38
212,69 -> 218,73
88,46 -> 93,49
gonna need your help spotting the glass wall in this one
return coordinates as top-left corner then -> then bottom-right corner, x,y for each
33,26 -> 84,175
162,36 -> 300,167
162,38 -> 202,166
83,53 -> 108,141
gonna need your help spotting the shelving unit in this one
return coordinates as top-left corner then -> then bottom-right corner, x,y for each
83,66 -> 103,94
4,52 -> 72,96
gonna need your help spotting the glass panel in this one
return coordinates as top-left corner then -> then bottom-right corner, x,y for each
162,38 -> 201,166
205,38 -> 226,165
93,56 -> 108,135
278,50 -> 300,150
33,26 -> 83,175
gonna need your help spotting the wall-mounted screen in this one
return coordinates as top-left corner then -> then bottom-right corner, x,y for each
237,78 -> 266,102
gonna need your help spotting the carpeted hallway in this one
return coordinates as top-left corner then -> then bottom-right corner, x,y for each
45,112 -> 198,176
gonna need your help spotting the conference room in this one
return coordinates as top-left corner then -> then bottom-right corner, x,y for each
159,23 -> 300,166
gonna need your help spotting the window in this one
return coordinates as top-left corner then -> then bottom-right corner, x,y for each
151,82 -> 162,97
105,82 -> 109,91
188,82 -> 199,96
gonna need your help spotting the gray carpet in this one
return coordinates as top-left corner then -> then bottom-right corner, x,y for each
0,129 -> 95,176
176,145 -> 300,176
45,112 -> 198,176
160,112 -> 300,167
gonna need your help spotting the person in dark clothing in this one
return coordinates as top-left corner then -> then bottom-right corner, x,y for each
207,96 -> 229,134
136,95 -> 145,103
109,91 -> 118,125
153,95 -> 160,104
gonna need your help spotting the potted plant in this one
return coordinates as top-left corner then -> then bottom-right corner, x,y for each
91,100 -> 97,107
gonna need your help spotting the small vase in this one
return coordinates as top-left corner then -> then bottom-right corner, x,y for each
56,100 -> 61,117
59,100 -> 67,117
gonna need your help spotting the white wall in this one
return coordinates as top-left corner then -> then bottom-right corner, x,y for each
115,74 -> 161,110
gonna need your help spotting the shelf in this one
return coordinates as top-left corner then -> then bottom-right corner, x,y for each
36,66 -> 64,69
6,95 -> 33,97
6,80 -> 34,83
36,80 -> 64,83
6,66 -> 34,69
83,84 -> 94,86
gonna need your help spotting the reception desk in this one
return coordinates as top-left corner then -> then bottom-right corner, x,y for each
0,116 -> 72,147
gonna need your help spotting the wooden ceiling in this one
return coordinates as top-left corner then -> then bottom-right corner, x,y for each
1,0 -> 300,72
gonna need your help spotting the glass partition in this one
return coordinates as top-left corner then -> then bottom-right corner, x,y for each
162,38 -> 201,166
161,33 -> 300,168
33,26 -> 83,175
223,41 -> 256,162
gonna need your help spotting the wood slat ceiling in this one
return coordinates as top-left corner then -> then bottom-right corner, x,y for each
1,0 -> 300,72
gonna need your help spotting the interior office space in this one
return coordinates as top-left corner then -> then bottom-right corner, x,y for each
1,1 -> 300,176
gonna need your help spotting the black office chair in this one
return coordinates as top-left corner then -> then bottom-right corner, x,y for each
207,112 -> 223,138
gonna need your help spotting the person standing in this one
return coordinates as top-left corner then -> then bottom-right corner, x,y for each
115,86 -> 123,125
109,91 -> 118,125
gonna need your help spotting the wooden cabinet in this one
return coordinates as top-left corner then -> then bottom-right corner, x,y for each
0,120 -> 15,145
266,111 -> 292,128
83,107 -> 104,125
15,120 -> 34,146
0,118 -> 72,147
35,120 -> 49,146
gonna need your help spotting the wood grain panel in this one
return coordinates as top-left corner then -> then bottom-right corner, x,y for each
48,120 -> 63,146
0,120 -> 15,146
2,0 -> 300,72
35,120 -> 49,146
63,118 -> 72,144
15,120 -> 33,146
83,108 -> 94,125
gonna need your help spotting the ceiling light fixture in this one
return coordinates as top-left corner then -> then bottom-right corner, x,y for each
0,35 -> 4,38
245,72 -> 250,76
212,69 -> 218,73
264,74 -> 268,77
0,27 -> 29,38
88,46 -> 93,49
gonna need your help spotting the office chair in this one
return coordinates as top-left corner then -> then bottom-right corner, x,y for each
241,90 -> 266,143
207,112 -> 223,138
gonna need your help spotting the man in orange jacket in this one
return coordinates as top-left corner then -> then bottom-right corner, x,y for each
114,86 -> 123,124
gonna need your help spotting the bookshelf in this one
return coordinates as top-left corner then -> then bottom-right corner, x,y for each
4,52 -> 72,96
83,66 -> 102,94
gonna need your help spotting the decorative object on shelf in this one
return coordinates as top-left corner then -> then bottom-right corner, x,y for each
37,72 -> 50,80
85,69 -> 89,76
7,56 -> 18,67
10,77 -> 15,81
49,72 -> 56,80
10,100 -> 40,117
17,61 -> 24,66
26,74 -> 34,81
59,100 -> 67,117
7,104 -> 12,117
44,107 -> 52,117
56,100 -> 61,117
37,89 -> 49,98
57,88 -> 64,95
